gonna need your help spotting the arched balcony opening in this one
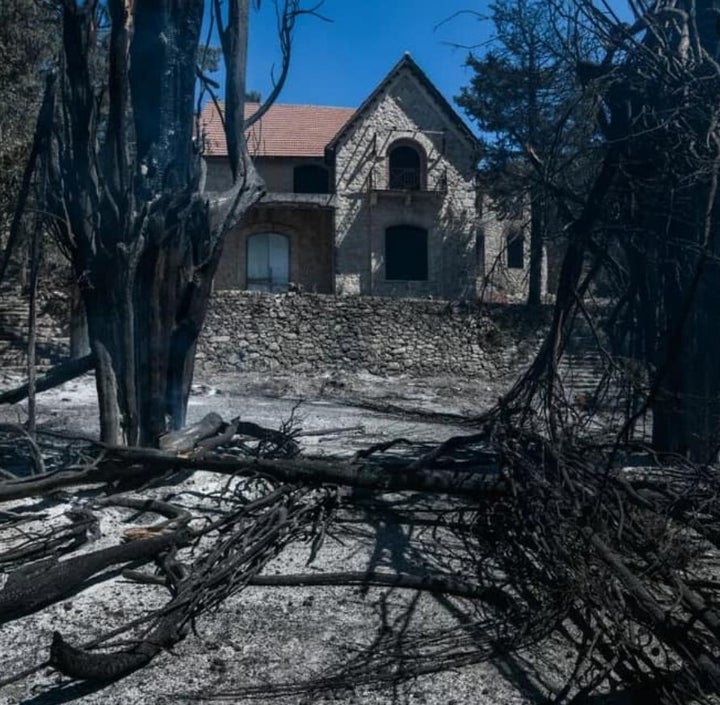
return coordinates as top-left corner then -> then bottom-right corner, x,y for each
388,141 -> 425,190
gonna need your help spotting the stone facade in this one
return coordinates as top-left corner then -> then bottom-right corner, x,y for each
205,156 -> 330,194
476,193 -> 545,303
203,54 -> 539,302
333,65 -> 479,299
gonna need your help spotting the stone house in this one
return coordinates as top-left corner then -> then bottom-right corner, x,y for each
200,53 -> 533,301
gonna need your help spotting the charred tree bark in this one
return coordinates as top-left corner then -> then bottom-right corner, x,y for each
69,284 -> 89,359
42,1 -> 264,446
0,529 -> 189,624
26,220 -> 40,437
527,186 -> 545,308
0,73 -> 56,287
526,38 -> 544,309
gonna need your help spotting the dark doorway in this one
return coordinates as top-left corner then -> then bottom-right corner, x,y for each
507,230 -> 524,269
385,225 -> 428,280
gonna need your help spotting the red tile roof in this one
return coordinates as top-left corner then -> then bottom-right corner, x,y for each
199,101 -> 355,158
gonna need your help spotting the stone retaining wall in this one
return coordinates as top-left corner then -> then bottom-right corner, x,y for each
197,291 -> 547,378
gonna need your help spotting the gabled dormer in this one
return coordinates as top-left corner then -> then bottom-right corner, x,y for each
326,53 -> 479,201
329,53 -> 484,299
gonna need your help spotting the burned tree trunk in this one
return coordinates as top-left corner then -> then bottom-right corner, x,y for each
527,186 -> 545,308
42,1 -> 263,445
602,2 -> 720,460
69,284 -> 89,359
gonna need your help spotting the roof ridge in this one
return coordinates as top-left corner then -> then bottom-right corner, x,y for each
207,100 -> 355,111
199,100 -> 354,158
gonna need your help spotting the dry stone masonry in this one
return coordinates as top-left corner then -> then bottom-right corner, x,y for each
197,291 -> 547,378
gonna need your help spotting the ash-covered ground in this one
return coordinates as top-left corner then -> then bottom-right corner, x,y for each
0,368 -> 506,453
0,368 -> 571,705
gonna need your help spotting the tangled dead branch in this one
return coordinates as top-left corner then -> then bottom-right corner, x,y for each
0,404 -> 718,704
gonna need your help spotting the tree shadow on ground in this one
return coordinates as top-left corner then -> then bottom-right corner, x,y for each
20,678 -> 118,705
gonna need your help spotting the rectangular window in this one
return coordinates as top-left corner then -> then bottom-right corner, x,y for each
507,230 -> 524,269
476,231 -> 485,276
293,164 -> 330,194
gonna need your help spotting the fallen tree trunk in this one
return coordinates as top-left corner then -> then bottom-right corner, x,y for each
0,354 -> 94,405
158,412 -> 225,452
49,485 -> 316,681
247,570 -> 514,607
0,528 -> 190,624
103,445 -> 501,495
122,568 -> 512,605
0,443 -> 502,502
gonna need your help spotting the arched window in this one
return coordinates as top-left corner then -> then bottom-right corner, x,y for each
293,164 -> 330,194
247,233 -> 290,292
507,230 -> 524,269
388,142 -> 423,190
385,225 -> 428,281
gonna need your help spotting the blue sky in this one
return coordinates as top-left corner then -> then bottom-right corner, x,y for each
209,1 -> 631,127
244,1 -> 493,110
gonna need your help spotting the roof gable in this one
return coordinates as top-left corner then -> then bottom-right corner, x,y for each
326,53 -> 478,153
199,102 -> 355,158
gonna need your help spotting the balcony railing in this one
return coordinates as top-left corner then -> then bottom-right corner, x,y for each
389,167 -> 422,190
369,167 -> 447,194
